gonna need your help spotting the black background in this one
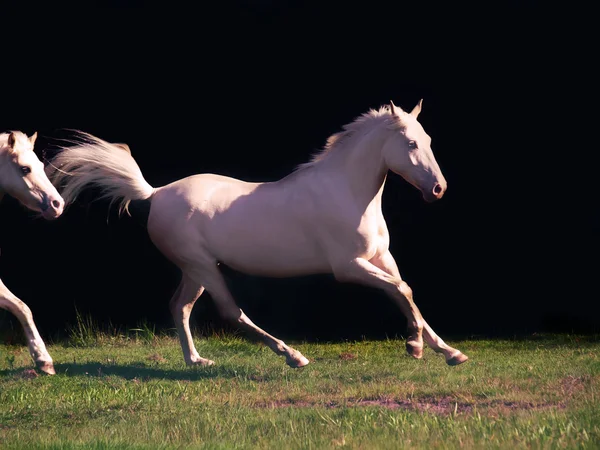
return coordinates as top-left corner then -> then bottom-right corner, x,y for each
1,2 -> 596,343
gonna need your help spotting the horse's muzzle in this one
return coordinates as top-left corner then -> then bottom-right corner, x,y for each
423,183 -> 445,202
41,195 -> 65,220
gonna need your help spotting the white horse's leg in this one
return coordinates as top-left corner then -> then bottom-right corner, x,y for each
184,264 -> 309,368
169,276 -> 214,366
421,321 -> 469,365
0,278 -> 55,374
370,251 -> 468,365
333,257 -> 424,359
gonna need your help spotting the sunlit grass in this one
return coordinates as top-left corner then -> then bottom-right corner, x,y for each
1,332 -> 599,449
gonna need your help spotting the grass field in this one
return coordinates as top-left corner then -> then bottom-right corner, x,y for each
0,328 -> 598,449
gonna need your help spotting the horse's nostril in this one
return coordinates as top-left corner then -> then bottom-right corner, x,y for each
51,199 -> 62,209
433,183 -> 443,196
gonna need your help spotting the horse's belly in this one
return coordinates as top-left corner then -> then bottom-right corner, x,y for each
206,224 -> 330,277
223,254 -> 331,278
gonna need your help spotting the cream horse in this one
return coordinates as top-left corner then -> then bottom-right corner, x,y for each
47,100 -> 468,368
0,131 -> 65,374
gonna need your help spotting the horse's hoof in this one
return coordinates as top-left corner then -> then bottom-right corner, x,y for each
189,358 -> 215,366
36,361 -> 56,375
406,340 -> 423,359
446,352 -> 469,366
286,352 -> 309,368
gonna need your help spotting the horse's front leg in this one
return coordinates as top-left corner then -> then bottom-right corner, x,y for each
0,277 -> 55,374
370,251 -> 468,365
332,257 -> 425,359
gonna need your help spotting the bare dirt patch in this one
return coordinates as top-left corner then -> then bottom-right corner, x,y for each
559,375 -> 590,396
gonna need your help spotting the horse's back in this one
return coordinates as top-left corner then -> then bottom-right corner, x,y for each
147,172 -> 256,242
147,173 -> 331,276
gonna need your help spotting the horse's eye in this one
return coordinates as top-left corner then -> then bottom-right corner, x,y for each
408,140 -> 418,149
20,166 -> 31,175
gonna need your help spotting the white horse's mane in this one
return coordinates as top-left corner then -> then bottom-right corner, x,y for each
294,105 -> 407,172
45,105 -> 412,215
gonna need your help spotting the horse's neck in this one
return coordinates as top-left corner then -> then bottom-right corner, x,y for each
317,130 -> 389,207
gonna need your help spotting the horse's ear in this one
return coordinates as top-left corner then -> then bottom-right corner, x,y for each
410,99 -> 423,118
29,131 -> 38,146
114,143 -> 131,154
389,100 -> 398,115
7,132 -> 16,149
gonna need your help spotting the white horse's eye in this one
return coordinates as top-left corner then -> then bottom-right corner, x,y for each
20,166 -> 31,175
408,140 -> 418,149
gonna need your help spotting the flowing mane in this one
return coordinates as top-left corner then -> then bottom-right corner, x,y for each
295,105 -> 407,172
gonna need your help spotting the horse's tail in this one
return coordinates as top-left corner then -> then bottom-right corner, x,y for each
45,130 -> 155,216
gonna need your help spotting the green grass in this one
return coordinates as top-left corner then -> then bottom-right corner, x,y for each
1,332 -> 599,449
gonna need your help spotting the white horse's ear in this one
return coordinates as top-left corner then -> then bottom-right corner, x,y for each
7,132 -> 16,149
389,100 -> 398,115
29,131 -> 38,146
114,143 -> 131,154
410,99 -> 423,118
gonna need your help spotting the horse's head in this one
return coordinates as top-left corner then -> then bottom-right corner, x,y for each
382,100 -> 447,203
0,131 -> 64,219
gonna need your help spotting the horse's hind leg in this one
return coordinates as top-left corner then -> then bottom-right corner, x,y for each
169,275 -> 214,366
370,251 -> 468,365
183,264 -> 309,368
0,278 -> 55,374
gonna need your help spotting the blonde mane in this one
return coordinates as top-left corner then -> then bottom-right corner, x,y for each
295,105 -> 407,172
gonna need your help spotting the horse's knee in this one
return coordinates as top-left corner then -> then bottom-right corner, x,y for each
2,296 -> 34,323
399,281 -> 413,300
397,281 -> 423,330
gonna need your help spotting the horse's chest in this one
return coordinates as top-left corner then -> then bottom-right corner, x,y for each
354,215 -> 384,258
349,231 -> 378,260
327,207 -> 383,260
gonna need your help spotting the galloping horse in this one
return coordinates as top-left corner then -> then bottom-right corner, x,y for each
0,131 -> 64,374
47,100 -> 468,368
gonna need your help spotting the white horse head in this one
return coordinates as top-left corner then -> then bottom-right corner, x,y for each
382,99 -> 447,202
0,131 -> 64,219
